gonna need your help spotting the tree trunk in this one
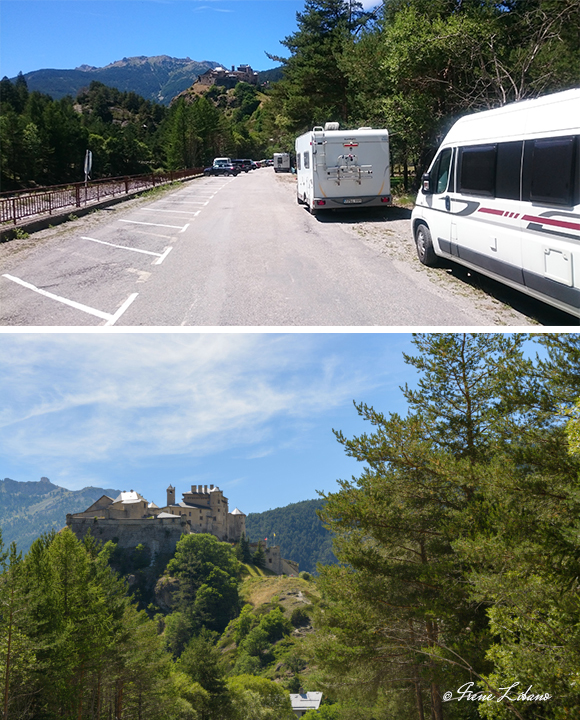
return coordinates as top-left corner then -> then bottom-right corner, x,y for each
115,679 -> 123,720
408,620 -> 425,720
2,582 -> 14,720
430,682 -> 444,720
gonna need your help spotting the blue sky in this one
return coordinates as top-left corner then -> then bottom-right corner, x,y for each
1,0 -> 379,80
1,332 -> 416,514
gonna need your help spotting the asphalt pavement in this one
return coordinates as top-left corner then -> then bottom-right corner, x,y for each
0,170 -> 540,326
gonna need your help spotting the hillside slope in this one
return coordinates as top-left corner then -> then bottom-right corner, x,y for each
0,477 -> 119,554
245,499 -> 337,574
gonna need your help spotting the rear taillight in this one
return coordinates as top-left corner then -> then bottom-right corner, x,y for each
381,196 -> 391,204
315,200 -> 326,206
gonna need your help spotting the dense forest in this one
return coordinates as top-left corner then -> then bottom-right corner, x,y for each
1,0 -> 578,192
246,499 -> 337,574
2,333 -> 580,720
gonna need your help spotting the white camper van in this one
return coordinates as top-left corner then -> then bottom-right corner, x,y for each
295,123 -> 391,212
411,88 -> 580,318
273,152 -> 291,173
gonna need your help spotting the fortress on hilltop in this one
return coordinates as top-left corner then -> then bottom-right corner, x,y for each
67,483 -> 298,575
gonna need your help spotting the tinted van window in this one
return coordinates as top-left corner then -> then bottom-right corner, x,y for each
459,144 -> 496,196
530,136 -> 575,205
495,141 -> 522,200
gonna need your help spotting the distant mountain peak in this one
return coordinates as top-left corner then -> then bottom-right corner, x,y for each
19,56 -> 223,106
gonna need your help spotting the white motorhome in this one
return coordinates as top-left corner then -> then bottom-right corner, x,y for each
273,152 -> 291,173
295,123 -> 391,211
411,88 -> 580,318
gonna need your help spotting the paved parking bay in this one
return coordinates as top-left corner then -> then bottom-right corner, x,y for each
0,177 -> 234,326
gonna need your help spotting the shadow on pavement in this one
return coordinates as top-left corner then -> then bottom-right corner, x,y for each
308,206 -> 412,223
438,259 -> 579,326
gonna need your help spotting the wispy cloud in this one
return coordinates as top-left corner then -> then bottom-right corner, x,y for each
0,334 -> 381,466
192,5 -> 234,12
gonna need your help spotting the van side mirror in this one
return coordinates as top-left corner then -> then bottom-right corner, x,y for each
421,172 -> 433,194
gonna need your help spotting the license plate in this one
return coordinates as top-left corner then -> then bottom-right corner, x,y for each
343,198 -> 362,204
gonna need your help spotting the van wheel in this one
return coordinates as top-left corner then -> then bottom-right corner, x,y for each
414,223 -> 438,266
297,194 -> 304,205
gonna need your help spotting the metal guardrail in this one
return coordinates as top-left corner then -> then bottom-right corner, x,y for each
0,168 -> 204,226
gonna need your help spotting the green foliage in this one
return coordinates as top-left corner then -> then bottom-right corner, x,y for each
290,607 -> 310,628
165,534 -> 241,651
267,0 -> 371,132
567,398 -> 580,456
235,533 -> 253,564
0,525 -> 314,719
179,632 -> 231,720
259,607 -> 293,643
0,527 -> 179,719
252,541 -> 266,569
302,705 -> 340,720
231,605 -> 295,675
227,674 -> 295,720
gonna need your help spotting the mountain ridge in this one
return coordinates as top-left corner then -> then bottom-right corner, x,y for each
11,55 -> 222,105
0,476 -> 120,554
10,55 -> 282,106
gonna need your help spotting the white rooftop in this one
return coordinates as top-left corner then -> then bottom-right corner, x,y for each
290,692 -> 323,711
113,490 -> 147,504
231,507 -> 245,515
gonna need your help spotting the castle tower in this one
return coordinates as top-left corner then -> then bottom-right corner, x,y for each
167,484 -> 175,506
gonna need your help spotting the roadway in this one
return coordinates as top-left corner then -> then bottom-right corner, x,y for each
0,170 -> 555,326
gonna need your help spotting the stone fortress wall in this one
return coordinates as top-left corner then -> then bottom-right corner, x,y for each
67,483 -> 297,575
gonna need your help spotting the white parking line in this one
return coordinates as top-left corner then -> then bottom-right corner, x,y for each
81,236 -> 173,264
155,247 -> 174,265
118,219 -> 187,230
157,201 -> 208,205
179,224 -> 190,234
144,208 -> 201,215
2,274 -> 138,325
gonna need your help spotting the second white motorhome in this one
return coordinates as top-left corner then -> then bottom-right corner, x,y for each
411,88 -> 580,318
295,123 -> 391,212
273,152 -> 291,173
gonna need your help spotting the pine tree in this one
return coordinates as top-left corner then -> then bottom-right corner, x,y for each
268,0 -> 370,131
315,334 -> 580,720
252,541 -> 266,569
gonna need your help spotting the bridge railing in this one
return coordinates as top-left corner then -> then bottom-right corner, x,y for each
0,168 -> 204,226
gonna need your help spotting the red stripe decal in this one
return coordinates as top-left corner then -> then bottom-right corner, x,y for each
478,207 -> 504,216
523,214 -> 580,232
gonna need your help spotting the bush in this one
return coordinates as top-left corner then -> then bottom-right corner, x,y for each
290,607 -> 310,628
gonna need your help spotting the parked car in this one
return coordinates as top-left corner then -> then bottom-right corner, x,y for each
204,159 -> 239,176
232,159 -> 255,173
